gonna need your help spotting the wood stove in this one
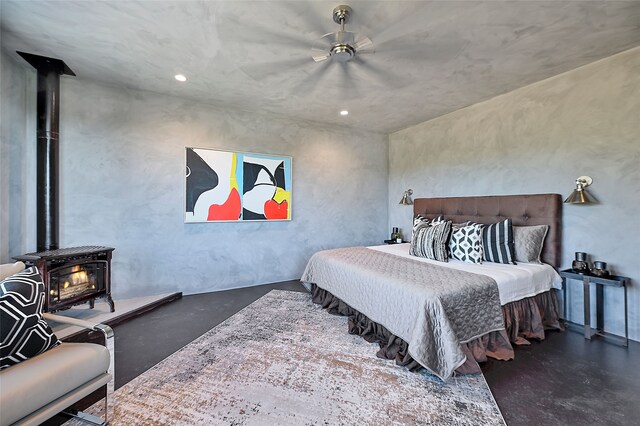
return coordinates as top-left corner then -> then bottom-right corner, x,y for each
12,52 -> 116,313
15,246 -> 115,312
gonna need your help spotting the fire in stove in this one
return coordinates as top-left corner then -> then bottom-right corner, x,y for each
50,265 -> 97,300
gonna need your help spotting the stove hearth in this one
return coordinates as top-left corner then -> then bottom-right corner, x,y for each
14,246 -> 115,312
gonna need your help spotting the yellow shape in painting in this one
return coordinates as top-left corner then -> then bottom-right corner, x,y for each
273,187 -> 291,219
230,153 -> 239,191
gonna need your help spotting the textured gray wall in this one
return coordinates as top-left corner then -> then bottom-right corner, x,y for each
5,71 -> 388,298
389,47 -> 640,341
0,49 -> 36,263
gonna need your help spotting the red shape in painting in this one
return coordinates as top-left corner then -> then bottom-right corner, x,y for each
264,199 -> 288,220
208,188 -> 241,220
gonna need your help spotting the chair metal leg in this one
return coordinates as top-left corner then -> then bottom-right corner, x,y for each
95,323 -> 115,424
62,408 -> 108,425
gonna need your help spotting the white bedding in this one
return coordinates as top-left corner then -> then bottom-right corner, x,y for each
369,243 -> 562,305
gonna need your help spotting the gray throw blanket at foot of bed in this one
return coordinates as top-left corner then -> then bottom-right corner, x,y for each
301,247 -> 505,380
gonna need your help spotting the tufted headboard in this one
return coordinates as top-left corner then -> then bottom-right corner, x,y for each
413,194 -> 562,268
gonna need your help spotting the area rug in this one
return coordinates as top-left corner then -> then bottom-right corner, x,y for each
71,290 -> 505,425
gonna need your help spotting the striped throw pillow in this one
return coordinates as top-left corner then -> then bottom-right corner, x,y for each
410,220 -> 452,262
413,214 -> 444,230
481,219 -> 516,264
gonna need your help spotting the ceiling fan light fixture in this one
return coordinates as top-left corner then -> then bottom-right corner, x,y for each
331,44 -> 355,62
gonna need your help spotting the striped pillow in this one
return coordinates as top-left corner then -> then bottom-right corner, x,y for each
410,220 -> 452,262
413,214 -> 444,229
481,219 -> 516,264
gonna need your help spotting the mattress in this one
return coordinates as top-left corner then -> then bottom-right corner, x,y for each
368,243 -> 562,305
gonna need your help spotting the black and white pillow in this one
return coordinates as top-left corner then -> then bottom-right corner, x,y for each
481,219 -> 516,264
412,214 -> 442,244
1,267 -> 60,369
449,224 -> 484,264
410,220 -> 452,262
413,214 -> 444,229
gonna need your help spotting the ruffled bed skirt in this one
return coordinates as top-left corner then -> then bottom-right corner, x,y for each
310,284 -> 564,375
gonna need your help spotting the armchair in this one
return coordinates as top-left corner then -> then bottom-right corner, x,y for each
0,313 -> 114,426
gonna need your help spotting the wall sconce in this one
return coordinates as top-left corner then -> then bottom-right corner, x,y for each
399,189 -> 413,205
564,176 -> 597,204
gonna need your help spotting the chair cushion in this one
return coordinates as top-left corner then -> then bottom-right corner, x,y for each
0,261 -> 25,281
1,267 -> 60,369
0,342 -> 110,425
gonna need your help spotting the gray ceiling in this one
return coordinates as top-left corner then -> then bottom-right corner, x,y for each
2,1 -> 639,133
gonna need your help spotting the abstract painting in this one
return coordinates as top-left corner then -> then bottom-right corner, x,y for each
185,148 -> 292,222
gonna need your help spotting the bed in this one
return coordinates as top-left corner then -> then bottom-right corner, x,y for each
301,194 -> 564,381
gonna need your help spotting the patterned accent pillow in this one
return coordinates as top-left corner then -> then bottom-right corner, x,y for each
481,219 -> 516,264
412,214 -> 444,242
413,214 -> 444,229
513,225 -> 549,264
449,224 -> 484,264
410,220 -> 452,262
0,267 -> 60,369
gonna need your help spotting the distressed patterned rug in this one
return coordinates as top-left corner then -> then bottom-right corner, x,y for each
72,290 -> 505,425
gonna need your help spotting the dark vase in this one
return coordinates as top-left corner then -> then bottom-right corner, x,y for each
572,252 -> 589,273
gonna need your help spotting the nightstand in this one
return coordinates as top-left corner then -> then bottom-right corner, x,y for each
383,240 -> 407,244
560,269 -> 629,347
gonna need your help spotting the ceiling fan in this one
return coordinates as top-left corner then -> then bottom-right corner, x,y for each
310,5 -> 374,63
237,3 -> 467,89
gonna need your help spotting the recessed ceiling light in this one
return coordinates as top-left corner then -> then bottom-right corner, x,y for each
340,110 -> 349,116
174,74 -> 187,82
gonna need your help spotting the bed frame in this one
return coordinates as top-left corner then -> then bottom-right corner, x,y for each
413,194 -> 562,268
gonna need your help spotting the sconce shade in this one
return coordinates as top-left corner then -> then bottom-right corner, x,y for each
564,176 -> 597,204
399,189 -> 413,205
564,188 -> 596,204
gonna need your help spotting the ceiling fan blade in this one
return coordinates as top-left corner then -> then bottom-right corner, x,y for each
337,62 -> 360,99
316,32 -> 337,47
239,21 -> 312,51
356,50 -> 375,57
240,57 -> 313,81
311,49 -> 330,62
285,1 -> 331,36
354,36 -> 373,51
310,32 -> 337,61
352,56 -> 405,89
292,59 -> 332,96
369,3 -> 431,46
375,33 -> 469,63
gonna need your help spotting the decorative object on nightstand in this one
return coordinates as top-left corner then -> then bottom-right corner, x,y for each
390,227 -> 399,241
564,175 -> 597,204
384,227 -> 406,244
572,251 -> 590,273
591,261 -> 610,277
560,269 -> 629,347
399,189 -> 413,205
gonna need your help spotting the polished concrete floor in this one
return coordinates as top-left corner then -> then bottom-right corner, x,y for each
111,281 -> 639,426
